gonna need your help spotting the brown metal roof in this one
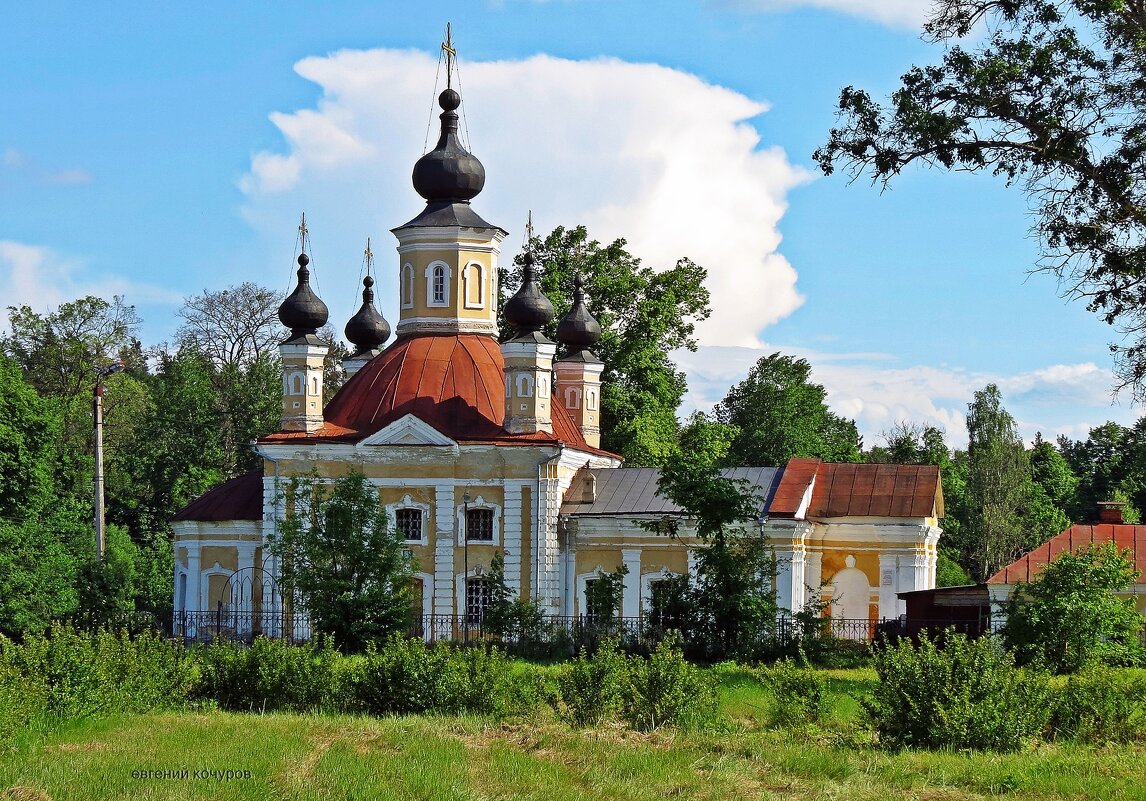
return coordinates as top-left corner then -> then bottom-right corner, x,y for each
260,333 -> 617,457
561,467 -> 782,516
768,459 -> 942,520
988,524 -> 1146,584
172,471 -> 263,522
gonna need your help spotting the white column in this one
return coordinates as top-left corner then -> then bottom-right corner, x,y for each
621,548 -> 641,619
562,518 -> 577,616
503,483 -> 523,595
186,543 -> 202,611
772,541 -> 807,614
804,550 -> 823,607
878,553 -> 900,620
686,547 -> 700,579
433,483 -> 455,616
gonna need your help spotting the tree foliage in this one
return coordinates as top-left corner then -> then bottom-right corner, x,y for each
958,384 -> 1067,581
654,456 -> 775,659
176,282 -> 286,368
714,353 -> 861,467
816,0 -> 1146,393
271,471 -> 414,651
1002,541 -> 1144,673
500,225 -> 711,465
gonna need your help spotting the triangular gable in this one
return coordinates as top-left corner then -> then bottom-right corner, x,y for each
357,414 -> 458,447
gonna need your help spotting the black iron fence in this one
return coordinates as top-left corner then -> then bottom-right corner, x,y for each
172,609 -> 311,644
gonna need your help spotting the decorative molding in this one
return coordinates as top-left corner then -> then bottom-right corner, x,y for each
357,414 -> 457,447
394,317 -> 499,337
386,494 -> 433,543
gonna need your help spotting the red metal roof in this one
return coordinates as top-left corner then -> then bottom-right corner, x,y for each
172,471 -> 263,522
261,334 -> 612,455
769,458 -> 942,519
987,524 -> 1146,585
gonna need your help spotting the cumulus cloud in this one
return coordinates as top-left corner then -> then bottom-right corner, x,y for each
712,0 -> 930,28
676,344 -> 1138,450
0,241 -> 182,329
240,48 -> 810,348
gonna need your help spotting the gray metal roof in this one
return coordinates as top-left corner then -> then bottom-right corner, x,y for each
561,467 -> 783,517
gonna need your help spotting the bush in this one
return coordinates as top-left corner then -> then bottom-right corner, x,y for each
192,636 -> 344,712
557,637 -> 628,727
0,625 -> 194,746
1049,669 -> 1146,743
0,660 -> 48,748
623,634 -> 716,731
865,632 -> 1051,751
1002,542 -> 1143,674
350,636 -> 522,718
757,658 -> 828,727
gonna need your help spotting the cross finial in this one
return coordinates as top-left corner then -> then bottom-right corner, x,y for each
441,23 -> 456,90
364,237 -> 373,276
298,212 -> 309,249
526,210 -> 534,244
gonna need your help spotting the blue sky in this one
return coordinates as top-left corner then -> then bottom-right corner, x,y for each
2,1 -> 1137,448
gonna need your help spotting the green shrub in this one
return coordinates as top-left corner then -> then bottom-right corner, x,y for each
349,636 -> 522,717
0,660 -> 48,748
757,658 -> 828,727
1002,542 -> 1144,674
865,633 -> 1051,751
623,634 -> 717,731
0,626 -> 194,722
192,636 -> 343,712
557,637 -> 628,727
1049,669 -> 1146,743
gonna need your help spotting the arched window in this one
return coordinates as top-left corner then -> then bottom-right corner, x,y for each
289,373 -> 304,395
538,375 -> 548,397
515,373 -> 534,397
311,376 -> 319,395
586,389 -> 598,410
565,386 -> 582,409
463,263 -> 484,309
401,263 -> 414,308
425,262 -> 450,307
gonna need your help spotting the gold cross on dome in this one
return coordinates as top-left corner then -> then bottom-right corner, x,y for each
441,23 -> 456,89
298,212 -> 309,243
364,237 -> 374,276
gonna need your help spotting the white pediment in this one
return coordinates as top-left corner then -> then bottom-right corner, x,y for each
357,414 -> 457,447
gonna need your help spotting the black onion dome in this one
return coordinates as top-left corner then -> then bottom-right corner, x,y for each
344,275 -> 391,354
503,251 -> 555,336
556,274 -> 602,355
278,252 -> 329,339
411,89 -> 486,203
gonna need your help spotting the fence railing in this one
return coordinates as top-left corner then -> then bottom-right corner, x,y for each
159,610 -> 997,649
172,609 -> 312,644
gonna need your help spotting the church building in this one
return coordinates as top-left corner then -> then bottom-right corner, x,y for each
171,61 -> 945,640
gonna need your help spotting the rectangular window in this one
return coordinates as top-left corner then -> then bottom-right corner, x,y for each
396,508 -> 422,541
466,577 -> 491,624
433,267 -> 446,304
466,508 -> 494,542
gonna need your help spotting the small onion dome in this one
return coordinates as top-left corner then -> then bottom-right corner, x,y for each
344,276 -> 391,355
503,251 -> 555,336
411,88 -> 486,203
556,274 -> 602,355
278,252 -> 329,338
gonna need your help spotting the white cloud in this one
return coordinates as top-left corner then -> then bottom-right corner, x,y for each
676,344 -> 1138,451
45,167 -> 93,186
0,241 -> 182,329
240,48 -> 810,348
712,0 -> 930,28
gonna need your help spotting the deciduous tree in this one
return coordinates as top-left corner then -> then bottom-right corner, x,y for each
815,0 -> 1146,393
714,353 -> 861,467
1002,541 -> 1143,673
500,225 -> 711,465
271,471 -> 413,651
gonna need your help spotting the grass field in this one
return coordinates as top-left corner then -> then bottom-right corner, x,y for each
2,667 -> 1144,801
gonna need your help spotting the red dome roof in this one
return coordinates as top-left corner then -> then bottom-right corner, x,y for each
297,334 -> 603,451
